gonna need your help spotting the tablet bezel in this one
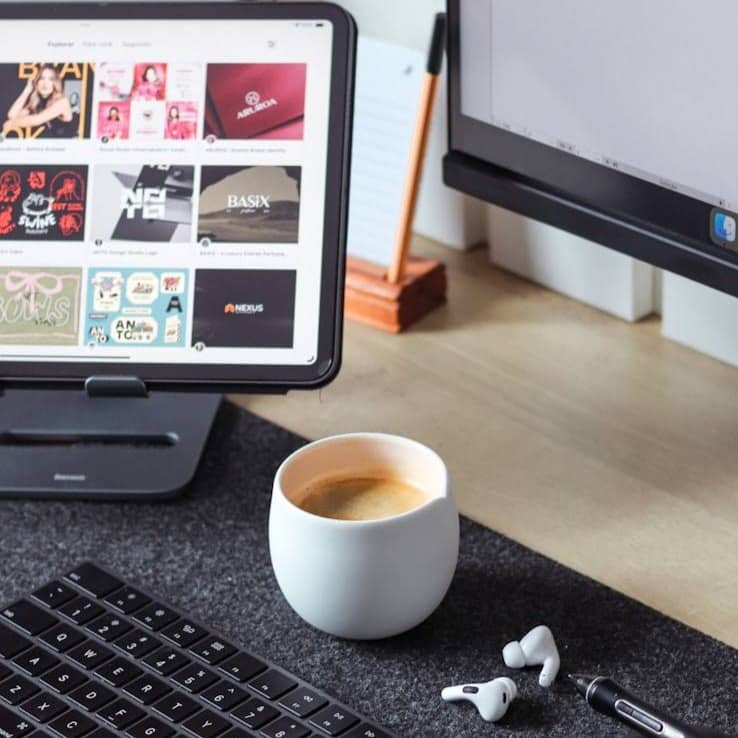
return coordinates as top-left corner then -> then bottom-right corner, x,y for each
0,1 -> 355,392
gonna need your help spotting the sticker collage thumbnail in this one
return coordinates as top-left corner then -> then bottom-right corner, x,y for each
0,61 -> 307,352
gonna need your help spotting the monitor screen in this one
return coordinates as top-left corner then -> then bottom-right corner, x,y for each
0,4 -> 353,388
446,0 -> 738,296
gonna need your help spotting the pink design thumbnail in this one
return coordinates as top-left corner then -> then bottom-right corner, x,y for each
131,63 -> 167,101
165,101 -> 197,140
98,101 -> 130,140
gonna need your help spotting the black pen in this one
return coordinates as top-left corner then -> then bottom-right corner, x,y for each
569,674 -> 736,738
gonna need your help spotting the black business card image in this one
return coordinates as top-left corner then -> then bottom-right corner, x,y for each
92,164 -> 194,243
192,268 -> 296,349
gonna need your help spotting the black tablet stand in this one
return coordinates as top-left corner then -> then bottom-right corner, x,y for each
0,377 -> 221,500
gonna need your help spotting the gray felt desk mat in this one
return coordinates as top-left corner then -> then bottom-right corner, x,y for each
1,403 -> 737,737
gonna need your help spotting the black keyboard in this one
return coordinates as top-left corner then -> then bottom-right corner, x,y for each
0,564 -> 393,738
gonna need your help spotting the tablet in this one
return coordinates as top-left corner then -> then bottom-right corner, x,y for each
0,2 -> 355,391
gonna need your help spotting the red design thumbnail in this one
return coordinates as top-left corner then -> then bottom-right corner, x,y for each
204,63 -> 306,140
0,164 -> 87,241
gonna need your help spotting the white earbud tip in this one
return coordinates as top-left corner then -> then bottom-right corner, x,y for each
440,687 -> 456,702
502,641 -> 526,669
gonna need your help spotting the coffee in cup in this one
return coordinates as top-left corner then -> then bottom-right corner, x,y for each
296,475 -> 429,521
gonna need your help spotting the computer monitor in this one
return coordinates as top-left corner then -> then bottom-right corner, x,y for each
0,1 -> 354,391
444,0 -> 738,298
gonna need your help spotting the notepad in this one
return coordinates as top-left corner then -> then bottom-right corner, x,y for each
347,36 -> 424,266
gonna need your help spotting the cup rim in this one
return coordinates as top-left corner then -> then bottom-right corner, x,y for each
273,432 -> 449,527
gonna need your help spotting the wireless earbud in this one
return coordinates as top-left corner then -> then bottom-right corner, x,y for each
502,625 -> 560,687
441,677 -> 518,722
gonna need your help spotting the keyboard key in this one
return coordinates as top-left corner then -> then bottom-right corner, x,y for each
341,730 -> 390,738
217,653 -> 265,683
200,681 -> 247,712
65,565 -> 122,599
0,676 -> 39,705
248,671 -> 296,701
123,675 -> 170,705
27,731 -> 51,738
189,639 -> 234,666
40,624 -> 85,653
0,665 -> 11,682
86,614 -> 131,643
126,716 -> 175,738
95,658 -> 142,688
12,647 -> 60,677
48,710 -> 96,738
180,709 -> 229,738
33,583 -> 76,610
0,704 -> 33,738
132,605 -> 178,633
143,648 -> 189,677
231,699 -> 278,730
19,692 -> 67,722
152,693 -> 199,723
278,689 -> 327,719
86,729 -> 116,738
40,664 -> 86,694
67,641 -> 113,670
171,665 -> 217,694
309,706 -> 358,736
160,622 -> 207,650
114,630 -> 160,659
58,599 -> 103,628
2,602 -> 57,636
104,588 -> 150,615
220,730 -> 252,738
261,717 -> 309,738
98,699 -> 145,730
0,624 -> 31,659
68,683 -> 115,712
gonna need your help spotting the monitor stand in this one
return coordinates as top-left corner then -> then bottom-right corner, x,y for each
0,377 -> 221,501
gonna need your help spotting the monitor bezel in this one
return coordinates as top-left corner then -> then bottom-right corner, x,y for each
446,0 -> 738,298
0,1 -> 354,392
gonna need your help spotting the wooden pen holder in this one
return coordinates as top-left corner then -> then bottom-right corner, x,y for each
345,14 -> 448,334
344,255 -> 447,333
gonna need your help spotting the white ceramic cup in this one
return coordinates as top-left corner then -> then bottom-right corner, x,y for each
269,433 -> 460,640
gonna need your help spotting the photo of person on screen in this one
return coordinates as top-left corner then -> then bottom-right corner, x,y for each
132,65 -> 165,101
165,104 -> 194,140
103,105 -> 126,139
2,64 -> 77,137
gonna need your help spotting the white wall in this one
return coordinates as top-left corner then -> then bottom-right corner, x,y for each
332,0 -> 486,248
336,0 -> 445,50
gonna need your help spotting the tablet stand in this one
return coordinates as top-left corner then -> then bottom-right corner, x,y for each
0,377 -> 221,501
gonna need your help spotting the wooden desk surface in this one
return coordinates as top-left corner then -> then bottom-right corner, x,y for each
231,237 -> 738,649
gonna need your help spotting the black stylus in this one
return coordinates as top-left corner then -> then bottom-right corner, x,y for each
569,674 -> 736,738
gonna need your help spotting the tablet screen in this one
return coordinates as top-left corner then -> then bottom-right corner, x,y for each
0,10 -> 344,384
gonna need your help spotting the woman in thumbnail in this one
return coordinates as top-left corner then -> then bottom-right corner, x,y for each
3,64 -> 75,137
133,65 -> 164,101
101,105 -> 127,140
166,105 -> 181,137
165,104 -> 195,140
